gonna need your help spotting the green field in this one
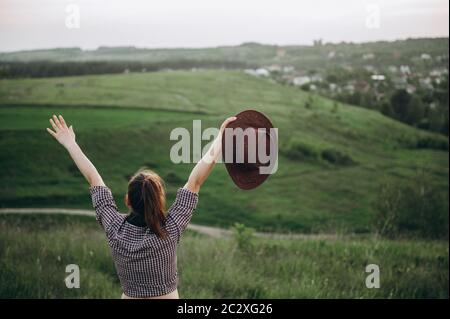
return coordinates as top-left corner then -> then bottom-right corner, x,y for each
0,70 -> 448,233
0,70 -> 448,299
0,71 -> 449,232
0,214 -> 447,299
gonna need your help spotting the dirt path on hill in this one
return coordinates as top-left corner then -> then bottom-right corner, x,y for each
0,208 -> 349,240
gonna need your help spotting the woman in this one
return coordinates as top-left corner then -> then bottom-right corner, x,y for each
46,114 -> 236,299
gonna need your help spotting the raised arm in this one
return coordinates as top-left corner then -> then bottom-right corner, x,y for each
184,116 -> 236,193
46,115 -> 105,187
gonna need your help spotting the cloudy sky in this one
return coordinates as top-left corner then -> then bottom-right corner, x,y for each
0,0 -> 448,52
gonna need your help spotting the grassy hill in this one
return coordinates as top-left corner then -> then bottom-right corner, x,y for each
0,70 -> 448,233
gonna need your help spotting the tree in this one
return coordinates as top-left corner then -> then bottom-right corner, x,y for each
390,89 -> 411,122
380,101 -> 394,117
405,95 -> 424,125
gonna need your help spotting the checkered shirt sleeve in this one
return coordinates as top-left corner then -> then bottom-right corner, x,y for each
166,188 -> 199,239
89,186 -> 121,232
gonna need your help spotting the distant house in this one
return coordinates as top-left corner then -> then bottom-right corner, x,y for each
293,76 -> 311,86
400,65 -> 411,75
406,85 -> 417,94
388,65 -> 398,73
245,68 -> 270,77
256,68 -> 270,77
311,74 -> 323,82
393,76 -> 408,89
363,53 -> 375,60
356,80 -> 370,92
429,69 -> 444,84
276,48 -> 286,58
328,51 -> 336,59
283,66 -> 295,73
419,77 -> 433,89
342,65 -> 354,72
344,84 -> 355,93
371,74 -> 386,81
329,83 -> 342,94
421,53 -> 432,60
267,64 -> 281,72
429,69 -> 447,77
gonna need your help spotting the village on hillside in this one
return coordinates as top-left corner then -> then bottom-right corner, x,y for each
245,45 -> 449,135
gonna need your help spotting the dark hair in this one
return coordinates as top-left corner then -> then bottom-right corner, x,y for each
127,170 -> 168,239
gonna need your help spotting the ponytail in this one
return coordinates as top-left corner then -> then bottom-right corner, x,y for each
141,177 -> 168,239
128,170 -> 168,239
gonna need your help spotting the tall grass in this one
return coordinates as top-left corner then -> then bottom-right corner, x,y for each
0,214 -> 447,299
375,172 -> 449,239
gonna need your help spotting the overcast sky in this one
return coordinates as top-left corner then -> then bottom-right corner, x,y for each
0,0 -> 448,52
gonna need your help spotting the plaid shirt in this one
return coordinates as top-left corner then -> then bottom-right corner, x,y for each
90,186 -> 198,298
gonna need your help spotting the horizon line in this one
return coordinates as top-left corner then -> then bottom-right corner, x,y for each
1,36 -> 448,54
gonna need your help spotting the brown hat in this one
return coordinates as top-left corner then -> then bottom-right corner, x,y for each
222,110 -> 277,190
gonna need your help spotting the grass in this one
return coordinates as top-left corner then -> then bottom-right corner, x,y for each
0,70 -> 448,235
0,214 -> 447,299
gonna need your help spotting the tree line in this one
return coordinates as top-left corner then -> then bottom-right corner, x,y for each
0,60 -> 255,78
333,83 -> 449,136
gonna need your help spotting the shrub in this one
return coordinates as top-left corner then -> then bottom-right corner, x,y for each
398,134 -> 449,151
283,141 -> 355,167
321,148 -> 355,166
282,140 -> 320,161
331,102 -> 339,113
375,174 -> 449,239
231,223 -> 255,252
415,136 -> 449,151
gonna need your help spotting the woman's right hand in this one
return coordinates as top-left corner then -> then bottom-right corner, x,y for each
46,114 -> 76,149
219,116 -> 237,133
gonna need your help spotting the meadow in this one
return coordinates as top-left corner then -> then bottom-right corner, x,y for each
0,214 -> 447,299
0,70 -> 448,298
0,70 -> 448,233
